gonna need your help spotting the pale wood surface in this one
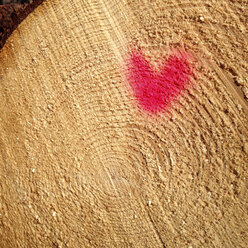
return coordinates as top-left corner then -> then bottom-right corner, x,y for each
0,0 -> 248,247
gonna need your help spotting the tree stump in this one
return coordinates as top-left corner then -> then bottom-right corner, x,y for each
0,0 -> 247,247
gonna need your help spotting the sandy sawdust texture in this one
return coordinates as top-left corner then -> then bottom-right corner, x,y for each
0,0 -> 248,247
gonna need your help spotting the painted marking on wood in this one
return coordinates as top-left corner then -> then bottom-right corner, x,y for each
126,50 -> 194,113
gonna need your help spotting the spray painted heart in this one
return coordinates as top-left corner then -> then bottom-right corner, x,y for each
126,50 -> 194,113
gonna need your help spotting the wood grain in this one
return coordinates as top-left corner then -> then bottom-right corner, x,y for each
0,0 -> 247,247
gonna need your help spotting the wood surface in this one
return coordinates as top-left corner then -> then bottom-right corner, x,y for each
0,0 -> 248,247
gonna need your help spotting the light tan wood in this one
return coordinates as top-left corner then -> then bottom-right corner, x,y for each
0,0 -> 247,247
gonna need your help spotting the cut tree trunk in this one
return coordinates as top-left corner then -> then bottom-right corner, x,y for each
0,0 -> 247,247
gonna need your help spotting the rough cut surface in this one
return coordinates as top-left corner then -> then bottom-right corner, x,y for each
0,0 -> 248,247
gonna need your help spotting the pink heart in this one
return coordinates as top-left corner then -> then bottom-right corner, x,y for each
127,50 -> 194,113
